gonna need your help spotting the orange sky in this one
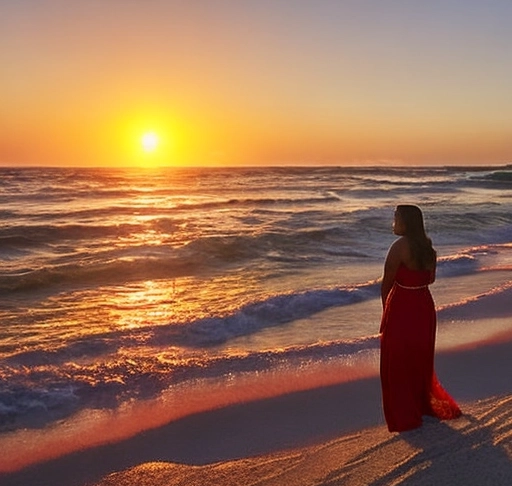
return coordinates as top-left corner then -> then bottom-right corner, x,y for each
1,1 -> 511,167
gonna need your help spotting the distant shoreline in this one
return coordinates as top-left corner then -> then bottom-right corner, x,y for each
0,164 -> 511,170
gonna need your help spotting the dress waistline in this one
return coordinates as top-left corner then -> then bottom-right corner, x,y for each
395,282 -> 428,290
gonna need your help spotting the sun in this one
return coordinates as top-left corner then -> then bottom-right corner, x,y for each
140,131 -> 159,153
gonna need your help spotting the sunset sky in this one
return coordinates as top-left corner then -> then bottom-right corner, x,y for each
2,0 -> 511,167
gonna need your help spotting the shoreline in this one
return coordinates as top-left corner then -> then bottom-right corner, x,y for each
1,336 -> 511,486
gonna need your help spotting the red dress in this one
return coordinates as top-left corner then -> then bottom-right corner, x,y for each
380,264 -> 461,432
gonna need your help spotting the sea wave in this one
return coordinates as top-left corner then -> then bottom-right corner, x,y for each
438,280 -> 512,321
3,282 -> 382,369
468,167 -> 512,184
3,248 -> 509,367
0,335 -> 381,432
3,236 -> 508,295
438,243 -> 512,277
0,222 -> 380,292
0,254 -> 201,292
173,284 -> 380,347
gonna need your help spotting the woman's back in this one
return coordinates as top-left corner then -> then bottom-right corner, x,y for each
394,263 -> 432,288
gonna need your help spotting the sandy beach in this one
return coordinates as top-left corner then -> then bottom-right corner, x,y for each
1,333 -> 510,486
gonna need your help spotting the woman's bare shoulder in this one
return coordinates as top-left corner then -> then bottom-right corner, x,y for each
387,236 -> 412,266
389,236 -> 409,254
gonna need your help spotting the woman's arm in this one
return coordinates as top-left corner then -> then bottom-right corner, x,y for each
381,238 -> 405,307
429,261 -> 436,284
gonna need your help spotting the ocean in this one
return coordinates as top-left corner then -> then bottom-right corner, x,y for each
1,165 -> 511,470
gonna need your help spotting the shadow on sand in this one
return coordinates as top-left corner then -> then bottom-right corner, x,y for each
321,397 -> 512,486
369,405 -> 512,486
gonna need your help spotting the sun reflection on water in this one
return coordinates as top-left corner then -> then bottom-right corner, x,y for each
104,279 -> 183,331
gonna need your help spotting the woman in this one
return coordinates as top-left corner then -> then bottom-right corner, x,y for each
380,205 -> 461,432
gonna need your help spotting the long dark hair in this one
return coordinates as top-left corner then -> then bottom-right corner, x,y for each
396,205 -> 436,270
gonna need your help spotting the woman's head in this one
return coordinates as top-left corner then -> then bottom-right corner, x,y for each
394,205 -> 427,239
394,205 -> 435,269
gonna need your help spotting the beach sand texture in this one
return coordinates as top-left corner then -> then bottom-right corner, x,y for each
2,336 -> 511,486
95,396 -> 512,486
